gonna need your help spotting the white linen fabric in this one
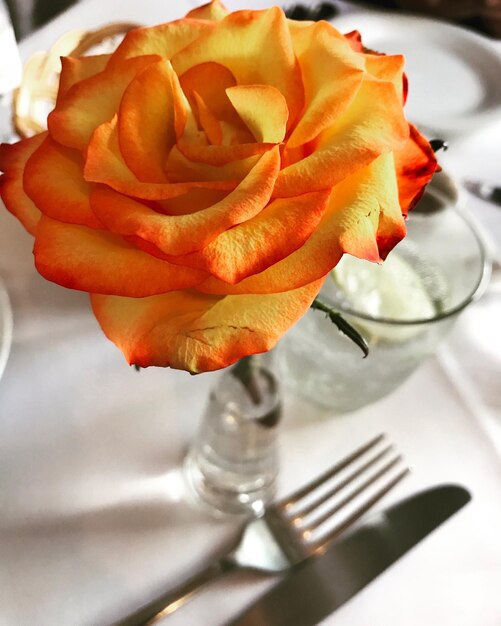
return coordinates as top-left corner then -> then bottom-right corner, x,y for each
0,1 -> 500,625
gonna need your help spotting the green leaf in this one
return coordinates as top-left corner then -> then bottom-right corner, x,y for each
310,298 -> 369,358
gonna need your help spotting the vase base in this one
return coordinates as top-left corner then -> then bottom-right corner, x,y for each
183,451 -> 275,517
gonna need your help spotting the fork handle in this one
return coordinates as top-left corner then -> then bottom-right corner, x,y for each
114,557 -> 236,626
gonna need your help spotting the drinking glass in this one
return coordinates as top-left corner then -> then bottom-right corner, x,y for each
275,174 -> 491,413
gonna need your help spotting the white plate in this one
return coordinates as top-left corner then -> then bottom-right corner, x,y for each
0,277 -> 13,381
331,11 -> 501,137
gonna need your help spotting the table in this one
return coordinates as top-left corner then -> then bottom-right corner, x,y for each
1,1 -> 501,624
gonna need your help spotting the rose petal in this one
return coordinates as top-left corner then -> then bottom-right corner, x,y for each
165,143 -> 259,184
84,117 -> 238,199
33,216 -> 207,296
170,72 -> 200,142
179,62 -> 239,125
90,146 -> 280,256
342,31 -> 408,104
185,0 -> 229,21
157,188 -> 228,216
199,153 -> 402,295
0,134 -> 46,235
275,75 -> 409,197
335,152 -> 404,262
24,136 -> 102,228
394,123 -> 438,215
49,55 -> 160,151
225,84 -> 288,143
193,91 -> 222,144
173,190 -> 331,283
364,53 -> 406,103
343,30 -> 363,53
342,30 -> 408,102
57,54 -> 111,102
172,7 -> 304,132
117,59 -> 177,182
108,19 -> 214,68
91,277 -> 324,372
176,136 -> 277,166
179,62 -> 255,145
287,20 -> 365,148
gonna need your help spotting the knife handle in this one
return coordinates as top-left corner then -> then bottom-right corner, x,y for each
114,556 -> 236,625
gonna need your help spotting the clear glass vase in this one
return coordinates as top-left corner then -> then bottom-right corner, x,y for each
184,357 -> 282,516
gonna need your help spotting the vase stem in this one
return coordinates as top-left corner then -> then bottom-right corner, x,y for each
184,356 -> 282,516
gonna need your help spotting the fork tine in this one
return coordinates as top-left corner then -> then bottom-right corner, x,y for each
290,444 -> 395,523
275,433 -> 386,511
308,466 -> 410,554
299,455 -> 404,532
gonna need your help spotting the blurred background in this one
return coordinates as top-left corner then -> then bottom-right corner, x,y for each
5,0 -> 76,38
3,0 -> 501,39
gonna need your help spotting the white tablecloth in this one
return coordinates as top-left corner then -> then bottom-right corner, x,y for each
1,1 -> 501,625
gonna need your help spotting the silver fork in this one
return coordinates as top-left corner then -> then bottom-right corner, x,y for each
116,433 -> 409,626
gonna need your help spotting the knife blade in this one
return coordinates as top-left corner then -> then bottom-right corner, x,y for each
228,484 -> 471,626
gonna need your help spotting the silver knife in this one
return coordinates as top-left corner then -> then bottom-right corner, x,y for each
228,484 -> 471,626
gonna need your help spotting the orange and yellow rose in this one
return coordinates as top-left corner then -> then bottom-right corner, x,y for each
0,1 -> 437,373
